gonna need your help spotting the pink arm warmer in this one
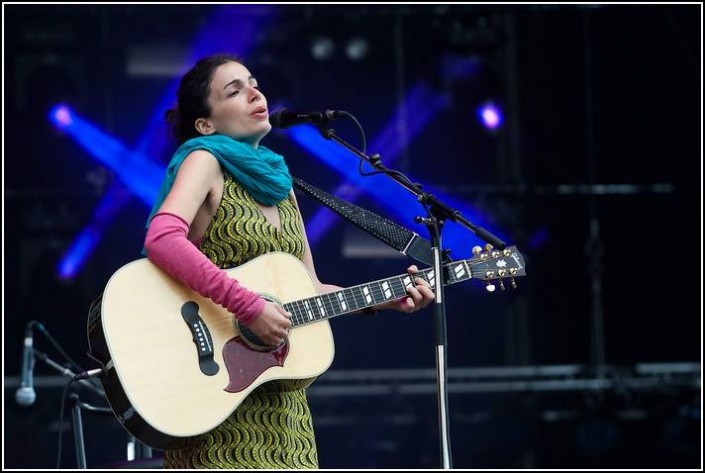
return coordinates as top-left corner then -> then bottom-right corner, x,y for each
144,212 -> 265,325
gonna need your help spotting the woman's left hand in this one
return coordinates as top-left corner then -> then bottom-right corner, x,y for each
398,265 -> 435,313
377,265 -> 435,314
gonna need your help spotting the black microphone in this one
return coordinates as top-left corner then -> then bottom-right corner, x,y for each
269,108 -> 347,129
15,322 -> 39,407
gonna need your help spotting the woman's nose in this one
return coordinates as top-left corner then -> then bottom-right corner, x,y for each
248,86 -> 262,102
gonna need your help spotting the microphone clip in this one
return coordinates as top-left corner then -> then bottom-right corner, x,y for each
73,368 -> 104,381
269,108 -> 348,129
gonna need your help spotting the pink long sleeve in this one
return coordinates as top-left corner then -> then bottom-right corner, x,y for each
144,212 -> 265,325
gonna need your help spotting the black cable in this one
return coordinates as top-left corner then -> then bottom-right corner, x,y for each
339,112 -> 420,193
340,111 -> 367,154
55,378 -> 77,468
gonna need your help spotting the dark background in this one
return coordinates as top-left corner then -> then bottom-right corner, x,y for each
3,4 -> 701,469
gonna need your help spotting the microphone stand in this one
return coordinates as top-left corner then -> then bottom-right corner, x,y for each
70,393 -> 113,468
31,350 -> 108,468
314,123 -> 506,469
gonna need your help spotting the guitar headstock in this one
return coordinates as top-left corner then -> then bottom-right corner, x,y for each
468,244 -> 526,292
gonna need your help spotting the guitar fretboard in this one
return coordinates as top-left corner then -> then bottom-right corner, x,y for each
285,259 -> 474,327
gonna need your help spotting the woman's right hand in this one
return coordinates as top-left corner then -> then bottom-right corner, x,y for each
244,301 -> 292,347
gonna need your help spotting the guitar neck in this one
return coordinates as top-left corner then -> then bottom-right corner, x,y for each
285,259 -> 473,328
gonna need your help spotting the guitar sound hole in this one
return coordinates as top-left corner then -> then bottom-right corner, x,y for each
236,321 -> 288,352
235,294 -> 287,352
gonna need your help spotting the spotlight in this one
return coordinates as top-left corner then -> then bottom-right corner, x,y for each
310,37 -> 335,61
49,104 -> 73,128
345,37 -> 369,61
476,101 -> 504,131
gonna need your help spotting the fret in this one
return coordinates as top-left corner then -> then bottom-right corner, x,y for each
330,292 -> 344,316
313,297 -> 325,320
379,280 -> 394,301
310,296 -> 325,321
360,284 -> 376,308
389,277 -> 408,299
448,260 -> 470,283
355,285 -> 365,306
447,262 -> 457,284
343,287 -> 360,311
352,285 -> 367,309
369,281 -> 385,306
446,265 -> 454,283
348,286 -> 362,310
400,274 -> 415,293
314,297 -> 326,318
302,299 -> 315,321
375,279 -> 392,304
419,269 -> 436,289
294,300 -> 307,324
360,284 -> 373,305
335,291 -> 349,313
322,293 -> 336,317
285,302 -> 298,325
462,260 -> 473,281
284,301 -> 297,323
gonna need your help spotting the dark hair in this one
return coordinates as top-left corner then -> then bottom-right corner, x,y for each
165,53 -> 243,144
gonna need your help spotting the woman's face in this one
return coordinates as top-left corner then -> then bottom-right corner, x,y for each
204,61 -> 271,146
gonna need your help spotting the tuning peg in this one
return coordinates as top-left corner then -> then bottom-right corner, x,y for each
486,282 -> 496,292
510,278 -> 517,289
474,245 -> 489,259
499,279 -> 505,291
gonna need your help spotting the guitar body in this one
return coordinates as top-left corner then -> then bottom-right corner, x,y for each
88,252 -> 335,450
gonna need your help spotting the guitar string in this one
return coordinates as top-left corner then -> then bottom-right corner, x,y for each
285,253 -> 520,326
210,252 -> 520,328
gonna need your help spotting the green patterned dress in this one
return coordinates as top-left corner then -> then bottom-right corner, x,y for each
163,174 -> 318,469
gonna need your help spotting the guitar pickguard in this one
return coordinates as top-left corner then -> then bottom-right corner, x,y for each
222,337 -> 289,393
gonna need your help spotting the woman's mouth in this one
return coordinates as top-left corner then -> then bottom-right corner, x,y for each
251,107 -> 268,119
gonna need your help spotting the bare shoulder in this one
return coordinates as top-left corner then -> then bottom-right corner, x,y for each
160,149 -> 223,221
180,149 -> 221,176
171,149 -> 222,189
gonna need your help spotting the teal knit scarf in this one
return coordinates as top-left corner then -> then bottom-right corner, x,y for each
146,134 -> 293,226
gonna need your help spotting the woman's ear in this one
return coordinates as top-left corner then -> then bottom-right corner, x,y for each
194,117 -> 216,135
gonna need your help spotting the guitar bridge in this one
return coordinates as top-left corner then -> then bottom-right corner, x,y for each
180,301 -> 219,376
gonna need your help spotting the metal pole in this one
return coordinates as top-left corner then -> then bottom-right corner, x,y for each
70,394 -> 87,469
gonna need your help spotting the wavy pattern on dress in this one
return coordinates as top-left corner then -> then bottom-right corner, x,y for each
200,174 -> 305,268
164,174 -> 315,469
163,384 -> 318,469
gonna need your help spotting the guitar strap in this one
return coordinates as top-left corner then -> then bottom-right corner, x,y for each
292,177 -> 434,266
